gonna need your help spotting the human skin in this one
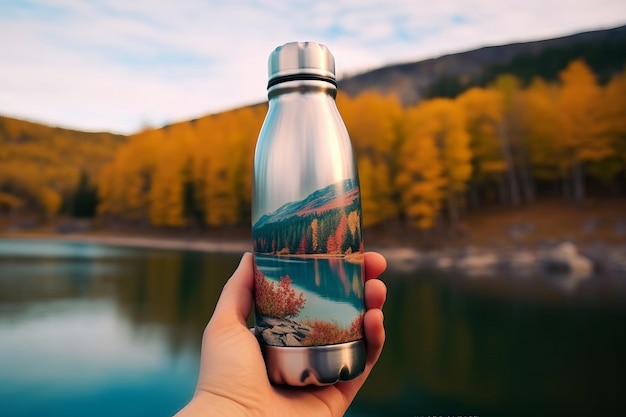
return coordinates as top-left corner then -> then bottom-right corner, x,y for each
175,251 -> 387,417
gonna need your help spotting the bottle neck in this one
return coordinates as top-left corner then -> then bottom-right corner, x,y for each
267,79 -> 337,101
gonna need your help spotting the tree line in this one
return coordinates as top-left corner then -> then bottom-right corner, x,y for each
0,117 -> 125,219
253,207 -> 362,255
1,59 -> 625,230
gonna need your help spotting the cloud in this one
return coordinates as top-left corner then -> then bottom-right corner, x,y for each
0,0 -> 624,133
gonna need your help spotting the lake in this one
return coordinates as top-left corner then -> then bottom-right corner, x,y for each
0,238 -> 625,416
254,254 -> 364,328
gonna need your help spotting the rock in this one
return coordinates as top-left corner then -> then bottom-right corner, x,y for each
383,247 -> 422,272
284,333 -> 302,346
508,251 -> 536,268
540,242 -> 593,278
256,316 -> 313,347
505,251 -> 537,276
271,324 -> 296,335
456,252 -> 498,272
259,328 -> 280,345
435,256 -> 454,269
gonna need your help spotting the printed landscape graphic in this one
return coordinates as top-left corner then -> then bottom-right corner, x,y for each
253,178 -> 365,347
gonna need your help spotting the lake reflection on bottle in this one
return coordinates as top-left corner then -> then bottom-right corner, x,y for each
254,254 -> 364,330
252,179 -> 365,347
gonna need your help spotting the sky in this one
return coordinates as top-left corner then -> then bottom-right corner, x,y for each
1,0 -> 625,134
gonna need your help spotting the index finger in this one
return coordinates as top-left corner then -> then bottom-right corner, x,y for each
364,251 -> 387,281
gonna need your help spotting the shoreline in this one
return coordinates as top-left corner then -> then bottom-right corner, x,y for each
1,231 -> 625,278
0,232 -> 253,254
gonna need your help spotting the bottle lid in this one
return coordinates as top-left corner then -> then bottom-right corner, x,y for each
267,41 -> 336,88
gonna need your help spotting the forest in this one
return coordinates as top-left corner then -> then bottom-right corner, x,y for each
0,119 -> 126,219
1,59 -> 625,231
253,205 -> 363,255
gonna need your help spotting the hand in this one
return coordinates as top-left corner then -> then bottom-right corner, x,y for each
175,251 -> 387,417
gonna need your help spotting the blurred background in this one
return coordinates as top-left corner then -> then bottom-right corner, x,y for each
1,1 -> 626,416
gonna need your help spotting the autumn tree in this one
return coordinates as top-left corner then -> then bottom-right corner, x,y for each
457,87 -> 507,207
520,78 -> 562,190
98,127 -> 160,224
194,106 -> 265,226
98,105 -> 265,228
254,268 -> 305,318
590,68 -> 626,192
148,123 -> 196,226
396,103 -> 446,229
556,60 -> 613,203
338,92 -> 402,226
0,116 -> 125,220
489,75 -> 533,205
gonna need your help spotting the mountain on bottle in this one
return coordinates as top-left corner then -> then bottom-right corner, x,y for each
252,178 -> 362,256
253,179 -> 358,230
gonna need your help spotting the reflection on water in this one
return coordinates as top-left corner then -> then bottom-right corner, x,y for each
0,240 -> 240,417
1,239 -> 625,416
351,268 -> 626,417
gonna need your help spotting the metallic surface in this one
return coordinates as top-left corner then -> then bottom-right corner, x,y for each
252,81 -> 358,225
268,41 -> 335,82
261,340 -> 366,386
253,41 -> 364,385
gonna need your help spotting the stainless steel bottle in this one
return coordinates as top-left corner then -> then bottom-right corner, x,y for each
252,41 -> 366,386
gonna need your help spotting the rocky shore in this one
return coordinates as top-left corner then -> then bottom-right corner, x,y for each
256,316 -> 312,347
378,241 -> 626,279
2,231 -> 624,280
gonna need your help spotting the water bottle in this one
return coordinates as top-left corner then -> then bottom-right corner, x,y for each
252,41 -> 366,386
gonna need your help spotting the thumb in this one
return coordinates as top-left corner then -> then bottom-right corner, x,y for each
211,252 -> 255,327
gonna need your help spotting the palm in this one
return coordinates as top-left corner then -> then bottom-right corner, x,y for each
179,252 -> 386,417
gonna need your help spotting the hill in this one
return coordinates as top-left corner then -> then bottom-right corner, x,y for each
338,25 -> 626,105
0,116 -> 127,217
1,25 -> 625,232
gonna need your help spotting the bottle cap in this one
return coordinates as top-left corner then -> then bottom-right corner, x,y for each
267,41 -> 336,88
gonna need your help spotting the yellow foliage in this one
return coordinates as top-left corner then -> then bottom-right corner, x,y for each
38,187 -> 62,218
4,58 -> 625,228
520,78 -> 564,179
458,87 -> 507,182
0,192 -> 23,210
338,91 -> 402,158
557,60 -> 613,165
97,104 -> 266,227
396,127 -> 445,229
602,68 -> 626,162
0,115 -> 125,219
358,156 -> 397,227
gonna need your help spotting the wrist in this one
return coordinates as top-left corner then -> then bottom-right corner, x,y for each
174,390 -> 251,417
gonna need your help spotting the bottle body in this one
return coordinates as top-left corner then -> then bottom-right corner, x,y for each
252,80 -> 366,385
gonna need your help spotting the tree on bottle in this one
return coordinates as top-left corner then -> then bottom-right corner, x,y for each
254,267 -> 305,318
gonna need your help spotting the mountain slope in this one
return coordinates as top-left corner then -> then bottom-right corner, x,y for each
253,179 -> 358,229
0,115 -> 127,215
338,25 -> 626,105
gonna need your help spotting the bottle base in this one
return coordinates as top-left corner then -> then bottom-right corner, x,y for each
261,339 -> 366,386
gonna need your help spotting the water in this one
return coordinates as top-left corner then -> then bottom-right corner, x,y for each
0,239 -> 239,417
1,239 -> 625,416
254,254 -> 363,327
